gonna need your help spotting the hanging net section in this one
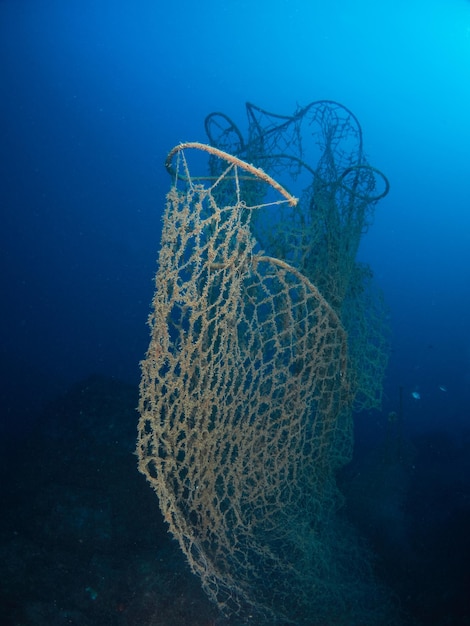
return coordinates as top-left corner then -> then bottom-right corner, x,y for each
137,143 -> 367,624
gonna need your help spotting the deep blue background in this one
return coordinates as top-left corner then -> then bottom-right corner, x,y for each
1,0 -> 469,439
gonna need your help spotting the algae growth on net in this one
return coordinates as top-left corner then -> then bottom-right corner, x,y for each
137,101 -> 400,626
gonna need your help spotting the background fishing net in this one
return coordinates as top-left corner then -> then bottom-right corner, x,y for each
137,112 -> 400,624
205,101 -> 391,412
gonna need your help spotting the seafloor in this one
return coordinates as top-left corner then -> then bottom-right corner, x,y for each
0,375 -> 221,626
1,374 -> 468,625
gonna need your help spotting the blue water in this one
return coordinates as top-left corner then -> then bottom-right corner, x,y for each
2,0 -> 469,436
1,1 -> 469,623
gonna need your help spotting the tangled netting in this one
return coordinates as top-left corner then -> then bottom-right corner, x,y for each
205,101 -> 390,412
138,127 -> 401,624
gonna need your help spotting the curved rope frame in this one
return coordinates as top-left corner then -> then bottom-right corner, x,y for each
165,142 -> 298,207
339,165 -> 390,201
204,101 -> 390,202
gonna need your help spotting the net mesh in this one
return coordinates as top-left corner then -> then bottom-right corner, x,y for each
137,143 -> 399,624
205,101 -> 391,412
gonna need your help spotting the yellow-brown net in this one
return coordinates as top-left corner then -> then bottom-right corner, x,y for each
137,143 -> 401,625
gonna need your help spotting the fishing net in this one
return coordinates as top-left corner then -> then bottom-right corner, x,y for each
137,140 -> 399,624
205,101 -> 391,412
